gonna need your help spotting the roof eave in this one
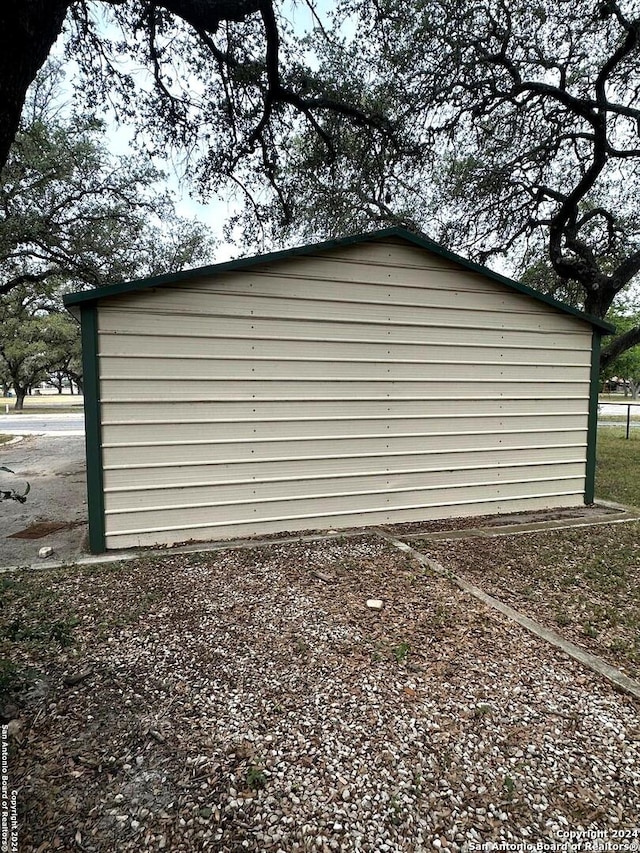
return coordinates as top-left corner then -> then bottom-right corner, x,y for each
62,226 -> 616,334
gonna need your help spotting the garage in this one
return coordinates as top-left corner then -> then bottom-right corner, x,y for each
63,227 -> 613,553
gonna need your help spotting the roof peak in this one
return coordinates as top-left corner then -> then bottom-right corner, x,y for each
63,226 -> 615,334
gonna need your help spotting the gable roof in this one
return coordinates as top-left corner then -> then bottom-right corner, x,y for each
63,226 -> 616,333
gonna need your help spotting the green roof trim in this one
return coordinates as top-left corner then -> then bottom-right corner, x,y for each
62,226 -> 616,333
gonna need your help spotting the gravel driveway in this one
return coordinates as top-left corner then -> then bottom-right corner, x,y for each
0,434 -> 87,567
4,533 -> 639,852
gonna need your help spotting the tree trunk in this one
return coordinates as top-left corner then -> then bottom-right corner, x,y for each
13,386 -> 26,411
0,1 -> 70,174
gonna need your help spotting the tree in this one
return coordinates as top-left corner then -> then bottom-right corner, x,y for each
0,99 -> 213,409
0,1 -> 389,201
225,37 -> 427,245
0,286 -> 52,411
41,312 -> 83,394
1,89 -> 212,298
0,294 -> 83,408
259,0 -> 640,368
604,312 -> 640,398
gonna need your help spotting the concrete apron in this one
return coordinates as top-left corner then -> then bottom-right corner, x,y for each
2,503 -> 640,701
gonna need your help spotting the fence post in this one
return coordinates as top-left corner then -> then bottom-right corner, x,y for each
627,405 -> 632,440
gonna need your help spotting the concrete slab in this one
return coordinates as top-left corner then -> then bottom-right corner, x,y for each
0,434 -> 87,568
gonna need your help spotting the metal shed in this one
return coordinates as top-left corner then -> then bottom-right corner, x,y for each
64,228 -> 614,553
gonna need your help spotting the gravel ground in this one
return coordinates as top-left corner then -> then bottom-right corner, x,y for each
3,534 -> 640,852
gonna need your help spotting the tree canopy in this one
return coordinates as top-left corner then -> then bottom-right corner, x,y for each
0,1 -> 389,195
604,311 -> 640,396
0,88 -> 213,408
3,0 -> 640,369
254,0 -> 640,367
0,76 -> 212,298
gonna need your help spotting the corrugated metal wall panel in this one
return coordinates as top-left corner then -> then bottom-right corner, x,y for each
99,356 -> 590,383
102,444 -> 587,489
101,413 -> 588,444
99,379 -> 590,402
100,396 -> 588,423
100,429 -> 589,467
99,289 -> 584,333
104,462 -> 587,513
249,257 -> 508,292
99,333 -> 591,365
106,478 -> 585,532
97,310 -> 591,350
105,494 -> 584,549
146,276 -> 560,315
95,238 -> 594,549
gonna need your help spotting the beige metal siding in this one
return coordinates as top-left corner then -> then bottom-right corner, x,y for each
96,238 -> 593,549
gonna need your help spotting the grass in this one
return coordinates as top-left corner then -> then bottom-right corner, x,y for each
392,641 -> 411,662
245,766 -> 267,791
1,394 -> 83,413
424,520 -> 640,679
595,426 -> 640,507
0,434 -> 12,444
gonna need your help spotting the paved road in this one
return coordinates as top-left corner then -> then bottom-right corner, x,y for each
599,403 -> 640,416
0,412 -> 85,435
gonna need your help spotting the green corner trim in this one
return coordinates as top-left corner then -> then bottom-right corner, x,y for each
585,330 -> 601,505
62,227 -> 615,334
81,304 -> 106,553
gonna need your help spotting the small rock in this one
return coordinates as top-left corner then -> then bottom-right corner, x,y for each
6,720 -> 21,738
366,599 -> 383,610
38,546 -> 54,559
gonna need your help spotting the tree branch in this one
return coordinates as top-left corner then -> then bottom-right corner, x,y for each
0,270 -> 61,296
601,324 -> 640,369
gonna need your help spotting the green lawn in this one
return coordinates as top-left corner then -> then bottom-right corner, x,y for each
595,426 -> 640,507
598,394 -> 640,405
1,394 -> 83,413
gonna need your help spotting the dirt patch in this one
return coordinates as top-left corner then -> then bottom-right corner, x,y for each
382,503 -> 623,537
9,520 -> 85,539
2,537 -> 639,851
